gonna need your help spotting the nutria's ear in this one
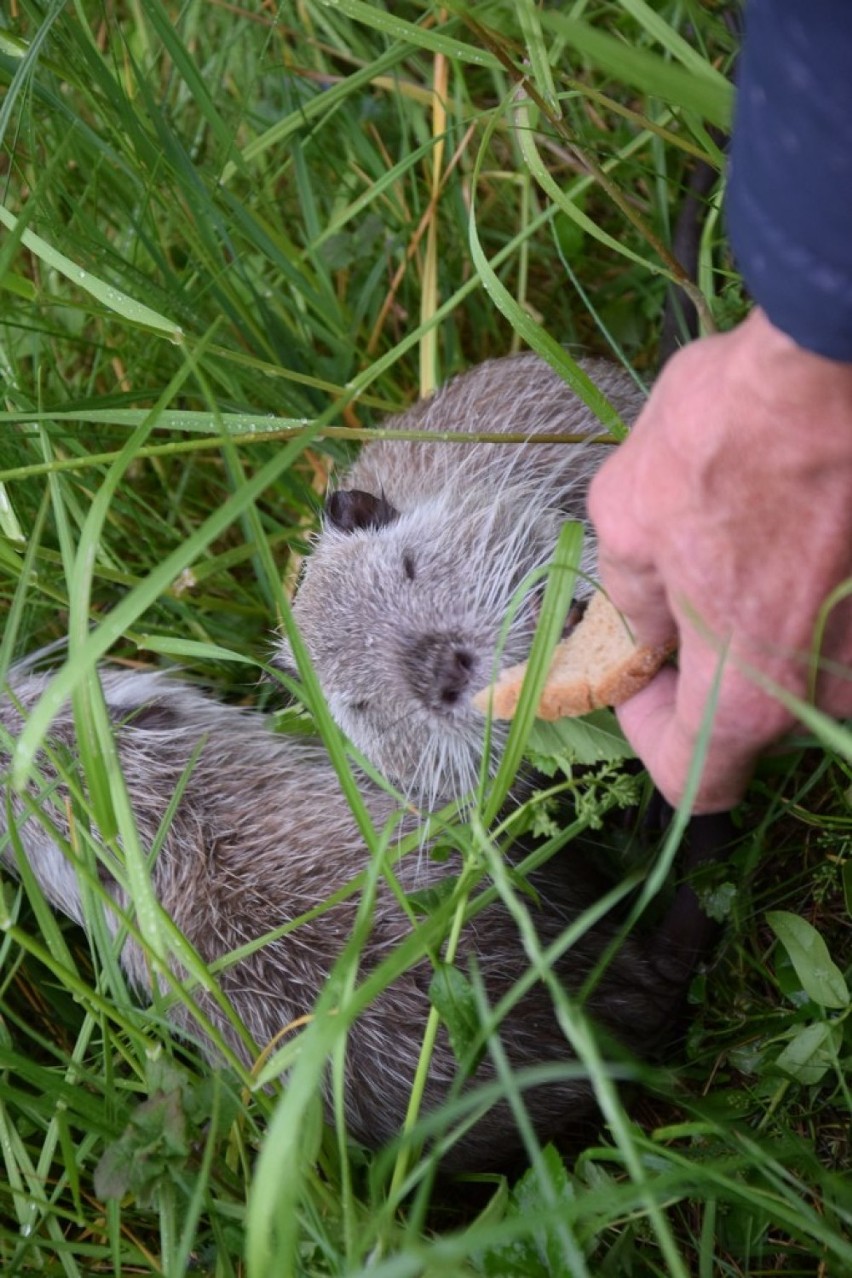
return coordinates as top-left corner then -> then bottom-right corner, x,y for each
325,489 -> 399,533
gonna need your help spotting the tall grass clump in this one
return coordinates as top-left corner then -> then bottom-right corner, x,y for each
1,2 -> 849,1275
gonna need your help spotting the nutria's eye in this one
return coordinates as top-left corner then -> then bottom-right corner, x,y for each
351,700 -> 370,713
402,553 -> 416,581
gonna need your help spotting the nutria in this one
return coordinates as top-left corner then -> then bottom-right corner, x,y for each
0,354 -> 727,1171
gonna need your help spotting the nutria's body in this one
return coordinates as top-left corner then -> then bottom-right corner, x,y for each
1,354 -> 720,1170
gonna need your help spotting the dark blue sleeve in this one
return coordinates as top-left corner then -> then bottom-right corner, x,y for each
726,0 -> 852,361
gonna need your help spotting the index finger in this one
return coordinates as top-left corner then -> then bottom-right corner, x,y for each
586,446 -> 679,650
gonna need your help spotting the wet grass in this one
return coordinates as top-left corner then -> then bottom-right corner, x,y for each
0,2 -> 849,1275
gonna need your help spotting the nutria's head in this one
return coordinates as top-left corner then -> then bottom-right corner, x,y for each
279,482 -> 589,811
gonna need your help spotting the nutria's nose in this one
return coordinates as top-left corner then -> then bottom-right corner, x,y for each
401,632 -> 477,711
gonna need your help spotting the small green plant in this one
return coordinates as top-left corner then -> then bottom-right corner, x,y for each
765,910 -> 850,1087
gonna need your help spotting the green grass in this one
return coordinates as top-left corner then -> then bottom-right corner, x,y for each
1,2 -> 850,1275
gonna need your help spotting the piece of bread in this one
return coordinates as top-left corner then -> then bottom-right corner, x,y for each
473,591 -> 675,721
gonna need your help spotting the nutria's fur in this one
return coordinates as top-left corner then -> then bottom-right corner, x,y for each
0,354 -> 724,1171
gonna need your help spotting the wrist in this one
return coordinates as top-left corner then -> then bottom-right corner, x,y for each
737,308 -> 852,413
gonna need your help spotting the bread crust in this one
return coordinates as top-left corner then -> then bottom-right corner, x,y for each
473,591 -> 675,720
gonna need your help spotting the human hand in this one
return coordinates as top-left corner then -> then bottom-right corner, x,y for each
587,308 -> 852,812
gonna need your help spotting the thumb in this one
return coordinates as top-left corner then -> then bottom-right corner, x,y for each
615,663 -> 758,813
